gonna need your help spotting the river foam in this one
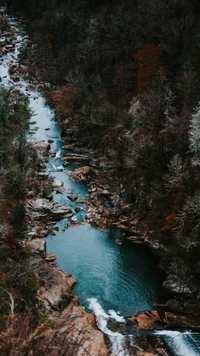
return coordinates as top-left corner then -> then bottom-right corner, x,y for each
88,298 -> 128,356
154,330 -> 200,356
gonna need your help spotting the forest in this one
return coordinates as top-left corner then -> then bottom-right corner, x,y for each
5,0 -> 200,292
1,0 -> 200,354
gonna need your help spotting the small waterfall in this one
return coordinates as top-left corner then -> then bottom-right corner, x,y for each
154,330 -> 200,356
88,298 -> 128,356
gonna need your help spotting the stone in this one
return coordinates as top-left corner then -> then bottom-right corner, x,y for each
68,194 -> 78,202
27,231 -> 37,240
70,175 -> 81,182
62,153 -> 92,163
63,161 -> 71,167
44,269 -> 77,309
128,311 -> 166,330
52,179 -> 64,188
115,223 -> 142,236
45,253 -> 56,262
127,235 -> 144,244
26,198 -> 72,221
102,207 -> 110,217
128,310 -> 200,331
5,44 -> 14,50
98,189 -> 110,196
30,140 -> 50,153
36,172 -> 49,179
73,166 -> 92,175
26,238 -> 46,253
50,305 -> 110,355
115,239 -> 122,245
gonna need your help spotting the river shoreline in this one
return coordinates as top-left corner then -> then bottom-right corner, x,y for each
1,7 -> 200,355
0,8 -> 110,356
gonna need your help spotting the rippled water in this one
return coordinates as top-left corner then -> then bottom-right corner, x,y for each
45,224 -> 162,316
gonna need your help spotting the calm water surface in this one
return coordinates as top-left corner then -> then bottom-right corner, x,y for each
45,224 -> 162,316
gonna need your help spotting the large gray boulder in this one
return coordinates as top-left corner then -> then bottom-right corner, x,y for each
26,238 -> 46,253
30,140 -> 50,153
26,198 -> 72,220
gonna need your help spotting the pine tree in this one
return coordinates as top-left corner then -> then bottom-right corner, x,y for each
189,103 -> 200,164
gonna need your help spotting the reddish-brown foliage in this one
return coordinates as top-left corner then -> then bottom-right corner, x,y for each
52,84 -> 77,119
163,213 -> 177,231
5,232 -> 18,249
135,44 -> 168,89
45,32 -> 54,49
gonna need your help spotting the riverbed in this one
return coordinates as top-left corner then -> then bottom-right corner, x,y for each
1,12 -> 200,356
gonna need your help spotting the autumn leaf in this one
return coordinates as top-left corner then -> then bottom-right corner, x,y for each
135,44 -> 168,89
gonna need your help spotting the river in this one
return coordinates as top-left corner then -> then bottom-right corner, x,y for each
1,13 -> 200,356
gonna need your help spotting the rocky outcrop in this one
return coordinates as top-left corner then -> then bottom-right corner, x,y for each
29,252 -> 109,354
128,309 -> 200,331
64,165 -> 98,183
52,179 -> 64,188
50,305 -> 109,356
43,269 -> 76,310
26,198 -> 72,221
30,140 -> 50,153
30,252 -> 76,311
62,153 -> 94,163
67,194 -> 78,202
26,238 -> 46,254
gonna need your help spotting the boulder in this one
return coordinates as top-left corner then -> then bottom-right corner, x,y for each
26,238 -> 46,253
30,254 -> 76,310
44,269 -> 77,309
115,223 -> 142,236
50,305 -> 110,355
63,161 -> 71,167
128,310 -> 200,330
62,153 -> 92,163
45,253 -> 56,262
26,198 -> 72,221
128,311 -> 166,330
73,166 -> 92,175
127,235 -> 144,244
5,44 -> 14,50
52,179 -> 64,188
102,207 -> 111,217
29,253 -> 109,354
30,140 -> 50,153
68,194 -> 78,202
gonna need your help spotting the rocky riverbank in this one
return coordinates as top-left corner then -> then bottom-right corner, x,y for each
0,9 -> 109,355
1,6 -> 200,355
